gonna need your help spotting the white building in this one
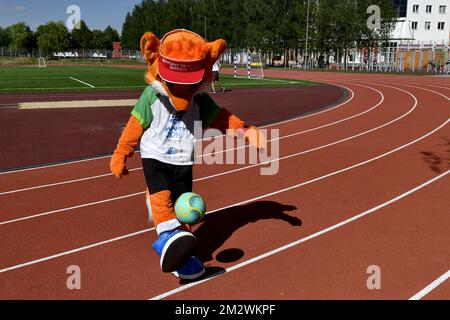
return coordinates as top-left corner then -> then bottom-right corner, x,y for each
392,0 -> 449,45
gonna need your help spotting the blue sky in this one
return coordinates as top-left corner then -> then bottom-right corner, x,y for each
0,0 -> 142,32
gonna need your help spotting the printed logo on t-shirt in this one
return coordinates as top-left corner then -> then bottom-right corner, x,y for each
165,114 -> 186,141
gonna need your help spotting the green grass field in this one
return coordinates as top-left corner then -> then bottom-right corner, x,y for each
0,66 -> 317,93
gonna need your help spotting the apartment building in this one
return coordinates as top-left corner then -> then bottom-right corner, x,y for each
392,0 -> 449,44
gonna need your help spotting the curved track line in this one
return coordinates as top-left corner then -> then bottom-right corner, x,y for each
0,85 -> 354,176
150,169 -> 450,300
2,114 -> 447,273
1,84 -> 371,196
1,82 -> 402,224
360,79 -> 449,100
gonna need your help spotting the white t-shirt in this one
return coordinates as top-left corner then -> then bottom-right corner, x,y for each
131,85 -> 222,165
212,61 -> 221,72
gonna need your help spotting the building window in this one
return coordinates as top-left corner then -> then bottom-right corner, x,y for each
412,5 -> 419,13
439,5 -> 446,14
437,22 -> 445,30
393,0 -> 408,17
411,21 -> 418,30
426,5 -> 432,13
425,21 -> 431,30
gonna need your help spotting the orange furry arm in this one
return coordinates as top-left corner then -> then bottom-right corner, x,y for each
210,109 -> 267,150
110,116 -> 144,178
209,108 -> 246,134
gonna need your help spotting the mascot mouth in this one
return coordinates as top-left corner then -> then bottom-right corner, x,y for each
162,81 -> 203,111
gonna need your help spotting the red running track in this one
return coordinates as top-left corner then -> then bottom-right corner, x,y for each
0,85 -> 344,171
0,71 -> 448,300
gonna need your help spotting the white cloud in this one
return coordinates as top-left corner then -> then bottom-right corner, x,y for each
0,2 -> 27,12
12,5 -> 26,11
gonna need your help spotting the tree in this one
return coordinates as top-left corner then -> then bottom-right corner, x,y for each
0,27 -> 12,48
6,22 -> 33,49
103,26 -> 120,49
70,20 -> 92,49
91,30 -> 107,49
36,21 -> 69,56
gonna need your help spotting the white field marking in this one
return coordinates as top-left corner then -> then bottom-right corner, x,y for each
1,119 -> 447,274
0,84 -> 391,223
0,83 -> 355,175
0,84 -> 372,196
409,270 -> 450,300
69,77 -> 95,88
150,169 -> 450,300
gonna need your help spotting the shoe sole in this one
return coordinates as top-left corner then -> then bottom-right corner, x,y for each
172,267 -> 206,280
160,232 -> 198,273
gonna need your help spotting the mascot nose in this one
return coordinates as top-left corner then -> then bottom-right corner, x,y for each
164,82 -> 198,111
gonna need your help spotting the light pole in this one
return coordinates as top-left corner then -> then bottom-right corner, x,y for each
305,0 -> 310,69
199,15 -> 207,40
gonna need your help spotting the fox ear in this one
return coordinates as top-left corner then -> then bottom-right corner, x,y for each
140,32 -> 160,64
207,39 -> 227,63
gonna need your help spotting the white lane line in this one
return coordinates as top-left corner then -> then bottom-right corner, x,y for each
0,155 -> 113,176
0,192 -> 144,225
368,80 -> 450,100
69,77 -> 95,89
0,229 -> 152,273
409,270 -> 450,300
150,169 -> 450,300
0,82 -> 354,175
0,84 -> 373,196
0,87 -> 87,91
0,83 -> 400,225
1,117 -> 447,274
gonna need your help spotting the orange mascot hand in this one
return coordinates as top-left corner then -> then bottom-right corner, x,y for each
237,126 -> 267,150
110,153 -> 129,178
110,116 -> 144,179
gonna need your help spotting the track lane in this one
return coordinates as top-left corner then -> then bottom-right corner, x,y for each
0,86 -> 353,192
0,72 -> 446,300
0,79 -> 440,262
0,83 -> 377,222
1,117 -> 447,299
160,170 -> 449,300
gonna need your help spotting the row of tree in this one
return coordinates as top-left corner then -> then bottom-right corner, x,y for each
0,21 -> 120,54
121,0 -> 397,54
0,0 -> 397,59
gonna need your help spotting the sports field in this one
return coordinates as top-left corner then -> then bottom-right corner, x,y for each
0,66 -> 315,93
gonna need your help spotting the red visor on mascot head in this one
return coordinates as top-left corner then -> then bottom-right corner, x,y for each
140,29 -> 227,111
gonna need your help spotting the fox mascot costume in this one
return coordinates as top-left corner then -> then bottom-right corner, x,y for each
110,29 -> 266,280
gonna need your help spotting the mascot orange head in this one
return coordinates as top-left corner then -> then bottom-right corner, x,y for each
140,29 -> 227,111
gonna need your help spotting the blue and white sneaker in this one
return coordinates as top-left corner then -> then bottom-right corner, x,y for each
172,256 -> 205,280
152,229 -> 197,273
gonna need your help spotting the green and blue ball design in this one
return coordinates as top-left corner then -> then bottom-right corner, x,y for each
175,192 -> 206,224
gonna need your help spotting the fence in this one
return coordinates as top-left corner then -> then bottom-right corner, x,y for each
2,42 -> 450,74
0,47 -> 145,62
224,41 -> 450,74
